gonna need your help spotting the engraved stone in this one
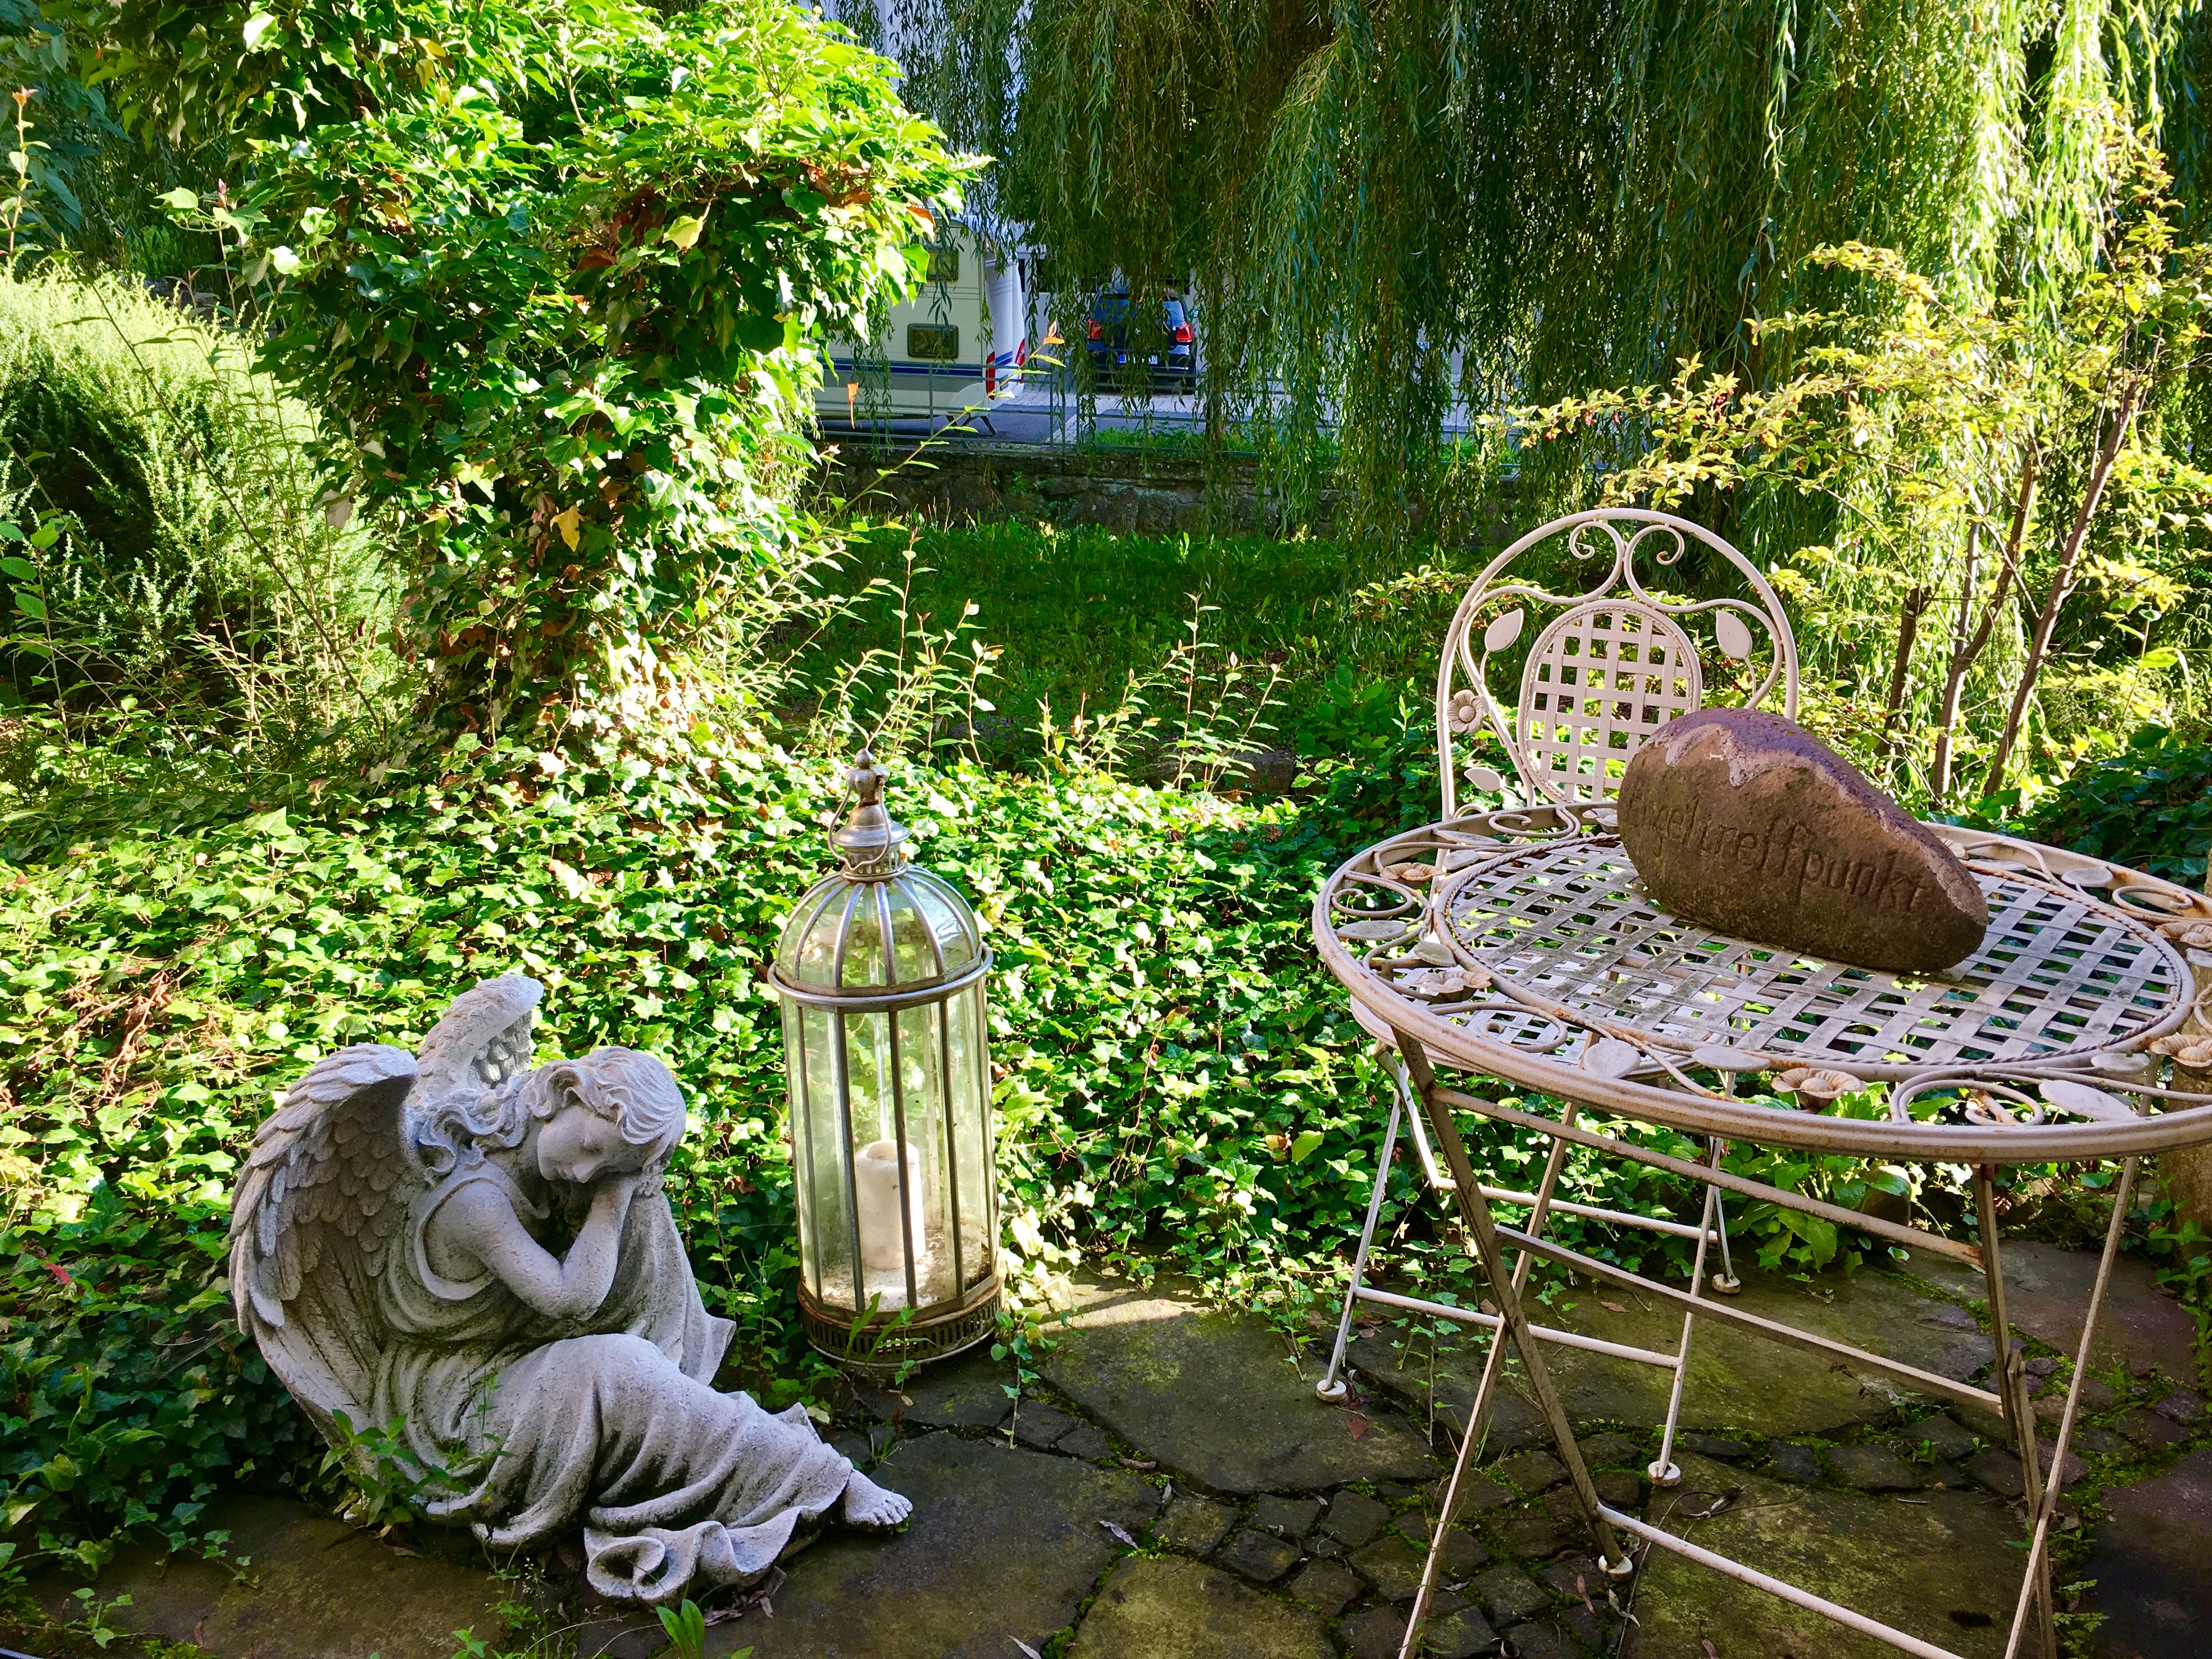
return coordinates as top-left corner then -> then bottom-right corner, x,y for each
1616,709 -> 1988,972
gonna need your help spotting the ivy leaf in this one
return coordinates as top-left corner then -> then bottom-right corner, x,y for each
241,11 -> 279,48
663,214 -> 705,251
1289,1131 -> 1324,1164
552,506 -> 581,549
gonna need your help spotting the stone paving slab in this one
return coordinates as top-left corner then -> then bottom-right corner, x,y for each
1042,1271 -> 1441,1492
1066,1556 -> 1334,1659
1351,1268 -> 1992,1443
23,1494 -> 512,1659
1626,1453 -> 2021,1658
696,1432 -> 1159,1659
857,1346 -> 1015,1429
17,1243 -> 2208,1659
2080,1446 -> 2212,1658
1911,1241 -> 2201,1382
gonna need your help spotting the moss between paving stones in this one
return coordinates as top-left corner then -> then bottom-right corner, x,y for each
1065,1556 -> 1333,1659
1624,1453 -> 2018,1658
1154,1494 -> 1238,1554
23,1493 -> 515,1659
1352,1267 -> 1991,1443
1043,1272 -> 1441,1493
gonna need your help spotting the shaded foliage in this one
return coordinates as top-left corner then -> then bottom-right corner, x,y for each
2019,723 -> 2212,884
47,0 -> 974,735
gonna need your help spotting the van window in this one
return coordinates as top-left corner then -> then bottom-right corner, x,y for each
907,324 -> 960,361
925,245 -> 960,284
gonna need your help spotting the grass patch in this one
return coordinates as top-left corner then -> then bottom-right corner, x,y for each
808,522 -> 1470,760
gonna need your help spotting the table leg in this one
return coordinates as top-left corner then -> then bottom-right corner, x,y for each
1649,1140 -> 1725,1486
2000,1156 -> 2137,1659
1710,1156 -> 1742,1294
1975,1166 -> 2057,1659
1398,1100 -> 1580,1659
1399,1038 -> 1631,1577
1319,1045 -> 1407,1403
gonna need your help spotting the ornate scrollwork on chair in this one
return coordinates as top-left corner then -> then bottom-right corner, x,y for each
1435,508 -> 1800,815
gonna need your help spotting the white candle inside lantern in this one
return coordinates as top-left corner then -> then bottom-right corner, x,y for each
854,1137 -> 927,1285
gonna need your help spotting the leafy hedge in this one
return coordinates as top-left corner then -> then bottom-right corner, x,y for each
0,271 -> 390,711
2,741 -> 1407,1562
20,719 -> 2184,1568
2021,725 -> 2212,888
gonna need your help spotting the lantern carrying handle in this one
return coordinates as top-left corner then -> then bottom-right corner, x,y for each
832,750 -> 910,879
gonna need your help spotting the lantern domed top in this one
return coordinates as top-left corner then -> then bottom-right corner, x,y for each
772,752 -> 987,1001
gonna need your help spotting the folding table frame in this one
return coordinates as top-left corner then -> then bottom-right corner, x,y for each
1309,503 -> 2212,1658
1312,804 -> 2212,1659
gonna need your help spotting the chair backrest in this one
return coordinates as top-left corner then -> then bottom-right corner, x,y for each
1436,508 -> 1798,817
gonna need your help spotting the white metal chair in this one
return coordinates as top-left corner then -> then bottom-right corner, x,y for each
1314,507 -> 1801,1484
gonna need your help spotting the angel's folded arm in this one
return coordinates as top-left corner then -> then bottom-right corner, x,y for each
435,1177 -> 632,1321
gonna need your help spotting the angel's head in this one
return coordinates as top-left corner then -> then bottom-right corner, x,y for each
523,1048 -> 688,1184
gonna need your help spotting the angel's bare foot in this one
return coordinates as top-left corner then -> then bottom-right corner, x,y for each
841,1469 -> 912,1528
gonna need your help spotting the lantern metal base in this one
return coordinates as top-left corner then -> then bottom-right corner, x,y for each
800,1276 -> 1003,1381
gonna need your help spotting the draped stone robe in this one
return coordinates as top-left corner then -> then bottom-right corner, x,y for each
371,1161 -> 853,1604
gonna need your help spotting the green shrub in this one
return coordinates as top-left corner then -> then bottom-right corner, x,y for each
0,271 -> 396,726
2021,725 -> 2212,887
65,0 -> 975,736
0,721 -> 1948,1565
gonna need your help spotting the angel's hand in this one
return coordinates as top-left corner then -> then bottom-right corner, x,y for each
435,1175 -> 630,1322
592,1168 -> 647,1212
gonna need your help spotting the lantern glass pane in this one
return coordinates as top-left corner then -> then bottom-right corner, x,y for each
895,999 -> 958,1306
886,881 -> 945,983
797,1002 -> 861,1315
842,891 -> 888,991
778,882 -> 857,989
908,871 -> 982,974
780,1002 -> 822,1302
948,982 -> 994,1292
837,1006 -> 946,1310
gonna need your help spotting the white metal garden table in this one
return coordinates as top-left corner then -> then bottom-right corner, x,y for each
1305,507 -> 2212,1659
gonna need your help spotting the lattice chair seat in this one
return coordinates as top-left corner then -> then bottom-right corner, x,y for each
1437,509 -> 1798,813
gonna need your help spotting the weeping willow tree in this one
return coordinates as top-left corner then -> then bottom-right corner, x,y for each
854,0 -> 2207,520
846,0 -> 2212,791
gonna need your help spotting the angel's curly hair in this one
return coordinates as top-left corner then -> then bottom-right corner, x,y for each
416,1047 -> 687,1177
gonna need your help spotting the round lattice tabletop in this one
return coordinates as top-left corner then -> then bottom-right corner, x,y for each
1314,803 -> 2212,1162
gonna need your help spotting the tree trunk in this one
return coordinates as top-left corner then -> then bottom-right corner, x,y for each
1932,452 -> 2037,809
1877,585 -> 1929,777
1983,386 -> 2141,797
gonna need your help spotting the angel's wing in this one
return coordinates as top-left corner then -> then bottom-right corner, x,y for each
228,974 -> 545,1439
229,1043 -> 421,1436
416,973 -> 540,1099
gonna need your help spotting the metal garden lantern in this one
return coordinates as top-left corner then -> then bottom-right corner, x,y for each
770,751 -> 1000,1373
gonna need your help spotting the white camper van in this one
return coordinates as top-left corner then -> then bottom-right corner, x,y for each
817,225 -> 1028,425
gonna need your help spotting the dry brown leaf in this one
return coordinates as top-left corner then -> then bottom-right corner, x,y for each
1347,1413 -> 1370,1440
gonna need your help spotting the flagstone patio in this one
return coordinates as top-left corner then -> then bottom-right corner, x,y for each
11,1244 -> 2207,1659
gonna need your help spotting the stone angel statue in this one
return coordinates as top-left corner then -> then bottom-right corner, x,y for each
229,974 -> 911,1606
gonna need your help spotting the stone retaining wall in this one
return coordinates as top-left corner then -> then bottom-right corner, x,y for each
818,441 -> 1520,544
820,442 -> 1278,534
